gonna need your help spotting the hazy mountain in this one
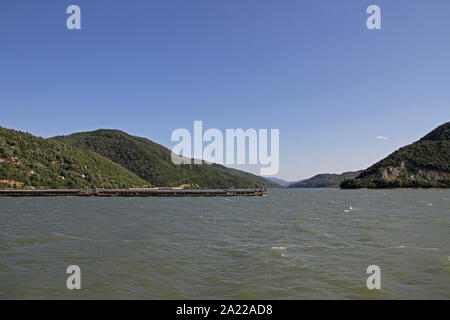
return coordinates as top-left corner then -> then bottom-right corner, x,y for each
265,177 -> 291,187
289,171 -> 362,188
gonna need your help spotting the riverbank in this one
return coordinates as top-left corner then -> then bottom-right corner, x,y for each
0,188 -> 268,197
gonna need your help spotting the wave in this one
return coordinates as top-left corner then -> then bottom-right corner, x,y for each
386,245 -> 439,251
55,232 -> 109,243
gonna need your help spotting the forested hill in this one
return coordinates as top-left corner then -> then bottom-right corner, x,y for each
289,171 -> 362,188
0,127 -> 147,189
341,122 -> 450,189
52,129 -> 278,188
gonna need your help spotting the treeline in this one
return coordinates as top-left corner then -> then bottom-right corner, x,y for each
340,178 -> 450,189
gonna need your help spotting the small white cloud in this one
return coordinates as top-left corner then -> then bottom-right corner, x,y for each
376,136 -> 389,140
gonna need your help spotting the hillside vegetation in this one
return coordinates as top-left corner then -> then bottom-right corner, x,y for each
289,171 -> 362,188
0,127 -> 147,189
52,130 -> 278,188
341,122 -> 450,189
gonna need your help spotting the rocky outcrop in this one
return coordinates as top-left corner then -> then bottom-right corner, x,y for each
341,122 -> 450,189
362,160 -> 450,181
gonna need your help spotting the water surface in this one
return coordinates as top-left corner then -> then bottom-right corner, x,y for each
0,189 -> 449,299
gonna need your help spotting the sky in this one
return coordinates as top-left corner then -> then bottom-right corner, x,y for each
1,0 -> 449,181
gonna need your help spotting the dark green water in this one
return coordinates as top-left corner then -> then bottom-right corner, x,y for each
0,189 -> 449,299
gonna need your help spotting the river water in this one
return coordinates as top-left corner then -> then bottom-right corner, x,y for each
0,189 -> 449,299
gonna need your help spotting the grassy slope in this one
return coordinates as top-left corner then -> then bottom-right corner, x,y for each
52,129 -> 278,188
0,126 -> 147,189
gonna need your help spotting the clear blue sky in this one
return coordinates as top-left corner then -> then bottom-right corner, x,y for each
1,0 -> 449,181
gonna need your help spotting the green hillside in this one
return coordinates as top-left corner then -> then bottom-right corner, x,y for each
0,127 -> 147,189
341,122 -> 450,189
289,171 -> 362,188
52,129 -> 278,188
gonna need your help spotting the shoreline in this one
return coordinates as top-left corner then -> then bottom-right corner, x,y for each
0,188 -> 268,197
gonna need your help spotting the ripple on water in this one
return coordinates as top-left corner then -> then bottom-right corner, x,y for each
0,188 -> 449,299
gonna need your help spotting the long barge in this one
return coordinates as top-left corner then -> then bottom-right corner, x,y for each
0,188 -> 268,197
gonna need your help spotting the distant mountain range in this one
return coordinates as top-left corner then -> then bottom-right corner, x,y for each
341,121 -> 450,189
0,127 -> 278,189
289,171 -> 363,188
3,121 -> 448,190
266,177 -> 292,187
